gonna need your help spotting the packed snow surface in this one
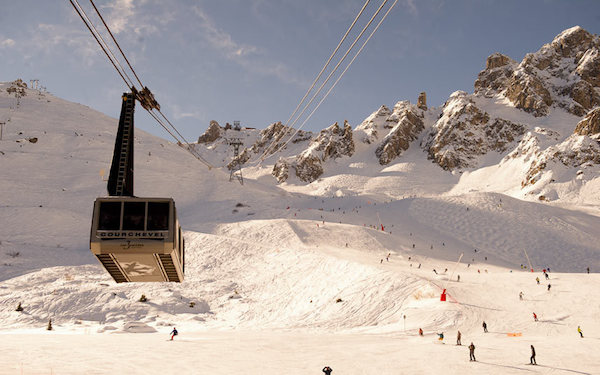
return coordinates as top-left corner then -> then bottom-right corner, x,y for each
1,86 -> 599,374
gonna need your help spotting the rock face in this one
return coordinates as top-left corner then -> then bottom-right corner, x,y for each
574,107 -> 600,136
417,92 -> 427,110
424,91 -> 525,170
474,53 -> 518,98
197,120 -> 222,143
475,26 -> 600,117
272,121 -> 355,183
354,105 -> 393,144
375,104 -> 424,165
231,122 -> 313,169
521,134 -> 600,187
354,101 -> 425,165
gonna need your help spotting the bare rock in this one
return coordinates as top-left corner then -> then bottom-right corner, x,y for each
375,107 -> 424,165
574,107 -> 600,136
197,120 -> 222,143
424,91 -> 525,170
417,92 -> 427,110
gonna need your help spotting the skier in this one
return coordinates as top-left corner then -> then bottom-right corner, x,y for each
530,345 -> 536,365
533,312 -> 538,321
457,275 -> 460,282
536,277 -> 540,285
578,326 -> 584,338
322,366 -> 333,375
419,328 -> 423,336
544,271 -> 549,280
437,332 -> 444,341
170,327 -> 178,340
433,269 -> 438,274
547,283 -> 551,291
587,267 -> 590,274
456,330 -> 462,345
469,342 -> 476,361
482,321 -> 488,333
519,291 -> 524,300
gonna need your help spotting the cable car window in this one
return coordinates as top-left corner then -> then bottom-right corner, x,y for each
123,202 -> 146,230
98,201 -> 121,230
147,202 -> 169,230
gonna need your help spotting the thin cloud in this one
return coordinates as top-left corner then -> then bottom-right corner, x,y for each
0,38 -> 15,48
192,6 -> 259,59
192,6 -> 305,87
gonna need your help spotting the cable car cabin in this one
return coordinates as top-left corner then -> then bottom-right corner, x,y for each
90,197 -> 184,283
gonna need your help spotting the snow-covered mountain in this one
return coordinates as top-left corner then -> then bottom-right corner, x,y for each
194,26 -> 600,211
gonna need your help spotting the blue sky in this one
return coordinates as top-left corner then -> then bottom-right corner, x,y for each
2,1 -> 599,140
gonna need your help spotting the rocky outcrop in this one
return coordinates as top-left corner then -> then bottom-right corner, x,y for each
417,92 -> 427,110
505,71 -> 553,116
272,158 -> 290,182
197,120 -> 222,143
574,107 -> 600,136
354,105 -> 393,144
230,122 -> 313,169
272,121 -> 355,183
424,91 -> 525,170
375,106 -> 424,165
475,26 -> 600,117
522,134 -> 600,187
474,53 -> 517,97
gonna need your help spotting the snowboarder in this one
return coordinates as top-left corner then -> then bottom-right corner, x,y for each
419,328 -> 423,336
530,345 -> 536,365
533,312 -> 538,321
536,277 -> 540,284
547,283 -> 551,291
170,327 -> 178,340
519,291 -> 524,300
437,332 -> 444,341
457,330 -> 462,345
578,326 -> 584,338
469,342 -> 476,361
322,366 -> 333,375
482,321 -> 488,333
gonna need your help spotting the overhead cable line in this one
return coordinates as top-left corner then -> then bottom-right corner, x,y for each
256,0 -> 392,164
69,0 -> 134,88
255,0 -> 371,163
254,0 -> 375,164
88,0 -> 144,89
270,0 -> 399,157
68,0 -> 213,169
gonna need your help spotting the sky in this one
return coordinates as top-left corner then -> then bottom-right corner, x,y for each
2,0 -> 600,141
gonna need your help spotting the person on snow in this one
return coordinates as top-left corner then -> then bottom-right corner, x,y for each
170,327 -> 178,340
533,312 -> 538,321
482,321 -> 488,333
578,326 -> 584,338
536,277 -> 540,285
530,345 -> 536,365
544,271 -> 549,280
419,328 -> 423,336
457,275 -> 461,282
519,291 -> 524,300
457,330 -> 462,345
469,342 -> 476,361
547,283 -> 551,291
437,332 -> 444,341
322,366 -> 333,375
587,267 -> 590,274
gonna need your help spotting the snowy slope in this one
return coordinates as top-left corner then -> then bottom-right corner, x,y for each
1,80 -> 599,374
